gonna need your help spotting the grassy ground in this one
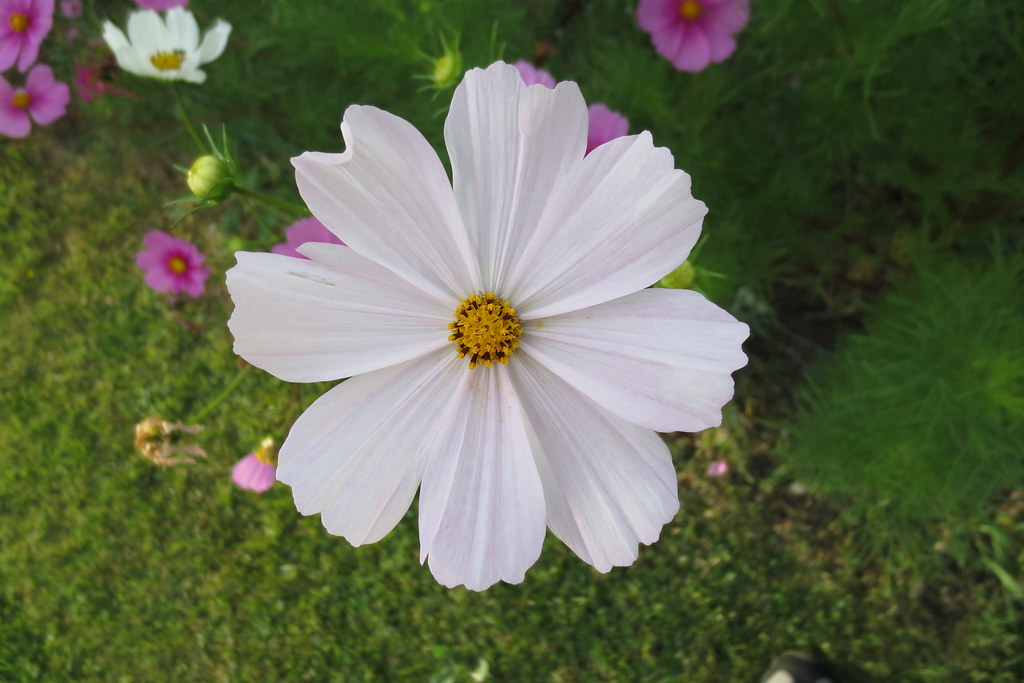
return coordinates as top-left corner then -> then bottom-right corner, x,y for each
2,0 -> 1023,680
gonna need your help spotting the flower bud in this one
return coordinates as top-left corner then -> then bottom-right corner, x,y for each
658,260 -> 695,289
187,155 -> 233,201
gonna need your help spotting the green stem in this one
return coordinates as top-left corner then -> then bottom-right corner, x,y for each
172,83 -> 206,153
187,362 -> 252,424
232,186 -> 310,216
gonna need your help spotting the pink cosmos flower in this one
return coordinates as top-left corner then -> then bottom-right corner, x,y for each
271,217 -> 344,259
706,459 -> 728,477
133,0 -> 187,10
637,0 -> 750,73
58,0 -> 78,19
586,103 -> 629,155
512,59 -> 556,88
227,62 -> 749,591
232,453 -> 276,493
0,0 -> 54,72
0,63 -> 68,138
135,229 -> 210,297
75,62 -> 138,102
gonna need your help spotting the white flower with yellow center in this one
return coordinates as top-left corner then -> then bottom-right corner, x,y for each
101,8 -> 230,84
226,62 -> 750,591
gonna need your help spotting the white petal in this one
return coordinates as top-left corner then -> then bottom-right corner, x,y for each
293,106 -> 480,303
226,245 -> 453,383
177,67 -> 206,84
508,354 -> 679,572
102,21 -> 129,53
522,288 -> 749,432
127,10 -> 167,53
277,352 -> 466,545
164,7 -> 199,52
418,363 -> 546,591
197,19 -> 231,64
509,132 -> 706,319
444,61 -> 589,292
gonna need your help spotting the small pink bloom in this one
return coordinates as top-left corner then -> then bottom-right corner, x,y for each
586,103 -> 629,155
271,217 -> 344,259
706,459 -> 729,477
232,452 -> 276,493
133,0 -> 187,9
512,59 -> 556,88
0,0 -> 54,72
135,230 -> 211,297
637,0 -> 749,72
58,0 -> 78,18
0,63 -> 69,139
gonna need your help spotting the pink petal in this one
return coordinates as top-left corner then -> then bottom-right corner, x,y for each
508,354 -> 680,572
418,361 -> 546,591
521,288 -> 749,432
445,62 -> 588,293
512,59 -> 556,88
0,32 -> 21,72
293,105 -> 480,303
232,453 -> 275,493
668,22 -> 713,72
276,352 -> 464,546
0,75 -> 31,138
17,0 -> 54,72
227,245 -> 452,383
270,216 -> 343,259
586,103 -> 629,155
25,63 -> 69,125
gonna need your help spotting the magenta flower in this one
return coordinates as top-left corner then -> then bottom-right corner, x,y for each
271,217 -> 344,259
512,59 -> 556,88
135,229 -> 211,297
133,0 -> 187,10
75,62 -> 138,102
232,453 -> 276,493
637,0 -> 749,73
586,103 -> 629,155
0,0 -> 54,72
706,459 -> 728,477
0,63 -> 68,139
58,0 -> 78,18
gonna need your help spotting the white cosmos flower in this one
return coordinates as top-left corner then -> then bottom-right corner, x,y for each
102,8 -> 230,84
226,62 -> 750,591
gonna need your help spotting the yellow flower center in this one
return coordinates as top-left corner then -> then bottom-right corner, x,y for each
150,50 -> 185,71
680,0 -> 702,20
448,292 -> 522,369
168,256 -> 188,274
11,91 -> 30,110
9,12 -> 28,32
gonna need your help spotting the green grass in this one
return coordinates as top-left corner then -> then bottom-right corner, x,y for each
2,0 -> 1024,679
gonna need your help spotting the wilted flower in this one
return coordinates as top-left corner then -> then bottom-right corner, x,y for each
134,415 -> 206,466
636,0 -> 749,72
75,61 -> 138,102
59,0 -> 78,19
102,7 -> 230,83
270,217 -> 344,259
512,59 -> 555,88
186,154 -> 233,200
227,62 -> 749,591
0,63 -> 69,139
135,229 -> 211,297
232,437 -> 277,493
0,0 -> 54,72
586,103 -> 629,155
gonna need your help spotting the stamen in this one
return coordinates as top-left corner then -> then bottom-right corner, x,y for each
9,12 -> 28,33
12,91 -> 30,110
168,256 -> 188,274
448,292 -> 522,369
680,0 -> 702,20
150,50 -> 185,71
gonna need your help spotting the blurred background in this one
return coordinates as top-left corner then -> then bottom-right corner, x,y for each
2,0 -> 1022,679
